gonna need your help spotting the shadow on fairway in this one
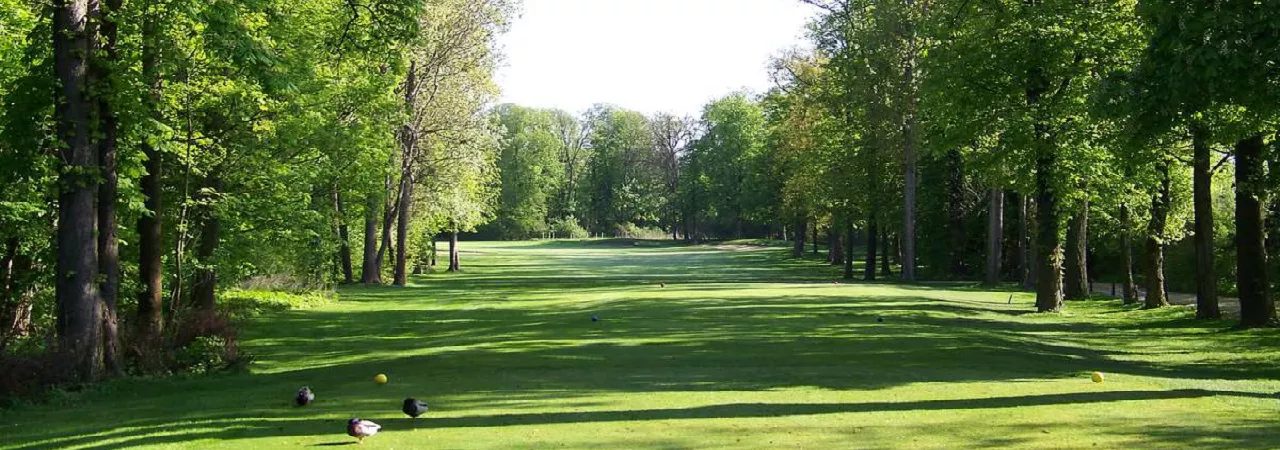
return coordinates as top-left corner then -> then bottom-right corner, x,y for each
4,241 -> 1280,449
10,389 -> 1277,450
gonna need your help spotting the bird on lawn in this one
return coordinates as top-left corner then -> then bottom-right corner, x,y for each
295,386 -> 314,406
347,418 -> 381,443
876,317 -> 884,323
659,283 -> 666,288
402,398 -> 429,418
591,314 -> 599,322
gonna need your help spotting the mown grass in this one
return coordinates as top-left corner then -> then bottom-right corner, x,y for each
2,239 -> 1278,449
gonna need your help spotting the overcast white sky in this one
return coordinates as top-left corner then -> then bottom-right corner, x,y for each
495,0 -> 816,118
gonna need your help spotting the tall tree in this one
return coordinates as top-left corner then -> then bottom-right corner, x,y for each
651,113 -> 695,239
53,0 -> 103,381
489,105 -> 563,239
93,0 -> 124,375
135,0 -> 164,345
690,93 -> 767,238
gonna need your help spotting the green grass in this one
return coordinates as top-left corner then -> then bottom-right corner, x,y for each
3,240 -> 1280,449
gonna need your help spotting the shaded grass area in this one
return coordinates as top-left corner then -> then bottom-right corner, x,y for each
2,240 -> 1279,449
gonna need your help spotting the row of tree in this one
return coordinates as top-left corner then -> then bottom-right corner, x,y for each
0,0 -> 513,382
786,0 -> 1279,327
482,0 -> 1280,329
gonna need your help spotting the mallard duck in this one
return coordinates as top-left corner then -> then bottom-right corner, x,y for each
295,386 -> 314,406
402,398 -> 429,418
347,418 -> 381,443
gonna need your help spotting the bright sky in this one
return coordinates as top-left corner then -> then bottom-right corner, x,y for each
495,0 -> 817,118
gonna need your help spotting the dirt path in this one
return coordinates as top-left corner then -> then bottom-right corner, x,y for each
1090,282 -> 1240,317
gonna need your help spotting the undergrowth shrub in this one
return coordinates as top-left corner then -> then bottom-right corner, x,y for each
166,311 -> 252,375
238,274 -> 329,293
549,216 -> 589,239
0,354 -> 62,406
2,286 -> 325,404
220,289 -> 334,320
614,222 -> 667,239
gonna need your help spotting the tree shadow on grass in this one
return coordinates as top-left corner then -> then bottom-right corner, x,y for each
7,242 -> 1280,449
11,389 -> 1276,450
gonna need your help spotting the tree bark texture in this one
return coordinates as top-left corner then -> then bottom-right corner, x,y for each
1064,199 -> 1089,299
1120,203 -> 1139,304
448,230 -> 460,272
334,189 -> 354,284
1192,125 -> 1220,318
54,0 -> 104,381
1144,161 -> 1171,309
792,216 -> 807,258
136,6 -> 164,345
985,188 -> 1004,286
361,192 -> 381,284
393,180 -> 412,286
1235,134 -> 1274,326
191,175 -> 222,313
95,0 -> 124,376
865,219 -> 878,281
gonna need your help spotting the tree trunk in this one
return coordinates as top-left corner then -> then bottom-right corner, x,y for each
1144,161 -> 1171,309
1008,190 -> 1029,282
1120,202 -> 1139,304
0,240 -> 35,354
1063,199 -> 1089,299
826,226 -> 835,264
393,180 -> 412,286
94,0 -> 124,377
811,221 -> 818,255
334,189 -> 354,284
829,224 -> 843,266
381,60 -> 417,281
1023,196 -> 1037,290
374,193 -> 394,279
54,0 -> 103,382
682,211 -> 693,243
1235,134 -> 1274,327
881,229 -> 892,276
191,175 -> 222,313
1033,126 -> 1063,312
985,188 -> 1004,286
945,149 -> 965,276
1,239 -> 16,344
136,4 -> 164,346
865,219 -> 878,281
843,218 -> 855,279
901,35 -> 919,283
448,230 -> 460,272
792,216 -> 806,258
1192,125 -> 1219,318
1,286 -> 34,355
360,192 -> 381,284
430,235 -> 438,267
1028,56 -> 1061,312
